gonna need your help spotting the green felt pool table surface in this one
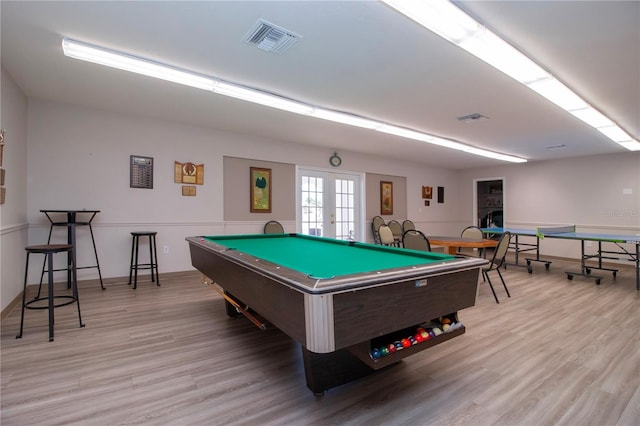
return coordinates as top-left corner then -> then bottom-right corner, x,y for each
203,233 -> 455,279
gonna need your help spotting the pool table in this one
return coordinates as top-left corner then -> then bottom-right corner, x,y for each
187,233 -> 488,394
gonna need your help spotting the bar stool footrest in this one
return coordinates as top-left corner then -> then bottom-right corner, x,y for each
25,295 -> 78,310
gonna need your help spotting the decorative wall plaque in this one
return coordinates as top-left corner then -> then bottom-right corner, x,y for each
175,161 -> 204,185
130,155 -> 154,189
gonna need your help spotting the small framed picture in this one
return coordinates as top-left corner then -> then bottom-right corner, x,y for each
380,181 -> 393,215
250,167 -> 272,213
422,186 -> 433,199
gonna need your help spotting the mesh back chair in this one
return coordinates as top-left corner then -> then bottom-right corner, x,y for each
387,220 -> 403,245
402,219 -> 416,232
481,231 -> 512,303
371,216 -> 385,244
460,225 -> 485,256
378,225 -> 397,247
264,220 -> 285,234
402,230 -> 431,252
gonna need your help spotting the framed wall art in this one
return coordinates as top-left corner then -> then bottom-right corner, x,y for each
250,167 -> 272,213
130,155 -> 153,189
380,181 -> 393,215
422,186 -> 433,199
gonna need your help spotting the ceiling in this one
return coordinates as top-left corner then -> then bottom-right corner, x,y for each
2,1 -> 638,169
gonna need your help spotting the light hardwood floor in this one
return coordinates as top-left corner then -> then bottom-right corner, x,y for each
1,254 -> 639,425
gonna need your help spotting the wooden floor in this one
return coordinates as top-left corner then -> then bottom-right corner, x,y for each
1,254 -> 639,425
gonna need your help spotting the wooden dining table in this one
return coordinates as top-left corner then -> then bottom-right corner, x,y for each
428,235 -> 498,255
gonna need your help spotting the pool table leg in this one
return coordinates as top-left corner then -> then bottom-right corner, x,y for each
301,346 -> 392,395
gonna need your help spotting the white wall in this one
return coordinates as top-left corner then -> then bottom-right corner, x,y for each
4,93 -> 637,312
459,153 -> 640,258
22,99 -> 464,293
0,67 -> 29,311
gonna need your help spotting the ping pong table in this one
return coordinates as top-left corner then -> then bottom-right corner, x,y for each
482,226 -> 640,290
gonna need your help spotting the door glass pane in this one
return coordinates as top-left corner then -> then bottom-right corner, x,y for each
301,176 -> 324,236
335,178 -> 355,241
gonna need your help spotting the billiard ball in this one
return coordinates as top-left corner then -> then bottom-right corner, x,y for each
401,338 -> 411,348
371,348 -> 382,359
387,343 -> 397,354
442,323 -> 450,332
415,333 -> 424,343
381,347 -> 389,356
428,329 -> 436,338
433,327 -> 443,336
441,317 -> 452,325
395,341 -> 404,351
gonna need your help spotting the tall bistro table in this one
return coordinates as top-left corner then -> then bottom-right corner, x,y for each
40,210 -> 105,290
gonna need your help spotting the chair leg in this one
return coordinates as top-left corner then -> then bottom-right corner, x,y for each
70,247 -> 85,329
151,236 -> 160,287
483,270 -> 500,304
496,268 -> 511,298
128,234 -> 136,286
133,237 -> 140,289
88,224 -> 105,290
46,252 -> 55,341
16,253 -> 30,339
149,236 -> 155,283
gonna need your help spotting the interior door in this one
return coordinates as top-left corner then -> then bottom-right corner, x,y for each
297,168 -> 362,240
474,178 -> 505,228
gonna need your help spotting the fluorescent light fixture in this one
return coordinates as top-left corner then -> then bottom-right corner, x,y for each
463,147 -> 528,163
381,0 -> 640,151
377,124 -> 434,142
383,0 -> 479,43
596,125 -> 633,143
376,124 -> 526,163
310,109 -> 383,129
569,107 -> 613,128
618,141 -> 640,151
214,81 -> 315,115
62,38 -> 216,91
527,78 -> 589,111
62,36 -> 528,162
459,28 -> 549,84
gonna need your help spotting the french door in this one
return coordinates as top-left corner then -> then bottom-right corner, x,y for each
297,168 -> 363,241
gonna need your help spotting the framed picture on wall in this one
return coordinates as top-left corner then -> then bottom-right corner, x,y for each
250,167 -> 272,213
422,186 -> 433,199
380,181 -> 393,215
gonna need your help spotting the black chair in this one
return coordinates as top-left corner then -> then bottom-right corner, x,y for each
264,220 -> 285,234
402,219 -> 416,232
17,244 -> 85,341
481,232 -> 512,303
402,230 -> 431,252
371,216 -> 385,244
128,232 -> 160,289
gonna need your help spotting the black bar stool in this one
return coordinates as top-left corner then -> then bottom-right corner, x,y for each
128,232 -> 160,289
17,244 -> 85,342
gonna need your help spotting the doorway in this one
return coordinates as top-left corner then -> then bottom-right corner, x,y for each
475,178 -> 505,228
297,168 -> 364,240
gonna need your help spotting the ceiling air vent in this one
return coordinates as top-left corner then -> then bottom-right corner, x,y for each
242,19 -> 301,54
457,113 -> 489,123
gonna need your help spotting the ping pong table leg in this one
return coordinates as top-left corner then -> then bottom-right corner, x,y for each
565,240 -> 603,285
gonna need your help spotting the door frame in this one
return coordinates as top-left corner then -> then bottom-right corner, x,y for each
473,177 -> 506,228
296,166 -> 366,241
